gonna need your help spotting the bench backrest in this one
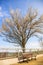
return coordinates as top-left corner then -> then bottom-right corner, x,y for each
22,53 -> 32,58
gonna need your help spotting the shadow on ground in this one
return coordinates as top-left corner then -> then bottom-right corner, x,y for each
11,56 -> 43,65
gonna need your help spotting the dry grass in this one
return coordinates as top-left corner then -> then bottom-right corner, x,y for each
11,56 -> 43,65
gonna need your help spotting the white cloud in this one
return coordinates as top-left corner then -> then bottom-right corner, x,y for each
0,6 -> 3,18
0,6 -> 10,18
0,12 -> 4,17
0,6 -> 2,11
3,12 -> 10,17
0,11 -> 10,18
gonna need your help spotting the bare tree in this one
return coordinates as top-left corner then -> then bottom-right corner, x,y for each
0,8 -> 43,52
39,38 -> 43,49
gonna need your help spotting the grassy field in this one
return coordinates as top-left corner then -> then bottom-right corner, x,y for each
11,56 -> 43,65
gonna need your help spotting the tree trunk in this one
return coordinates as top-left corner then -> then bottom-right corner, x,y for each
22,47 -> 25,53
22,39 -> 26,53
22,34 -> 26,53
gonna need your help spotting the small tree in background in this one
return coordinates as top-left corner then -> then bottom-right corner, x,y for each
0,8 -> 43,52
39,38 -> 43,49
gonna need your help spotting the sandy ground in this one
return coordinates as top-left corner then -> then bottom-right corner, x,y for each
0,54 -> 43,65
36,54 -> 43,58
0,58 -> 18,65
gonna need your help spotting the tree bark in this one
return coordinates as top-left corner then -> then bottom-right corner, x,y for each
22,38 -> 26,53
22,47 -> 25,53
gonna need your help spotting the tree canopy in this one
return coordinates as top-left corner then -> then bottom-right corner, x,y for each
0,8 -> 43,52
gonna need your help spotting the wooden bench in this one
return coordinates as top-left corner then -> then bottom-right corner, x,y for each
18,52 -> 33,62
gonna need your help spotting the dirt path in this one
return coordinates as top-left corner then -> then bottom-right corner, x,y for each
0,54 -> 43,65
0,58 -> 18,65
36,54 -> 43,58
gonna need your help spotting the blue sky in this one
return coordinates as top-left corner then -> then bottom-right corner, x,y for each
0,0 -> 43,50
